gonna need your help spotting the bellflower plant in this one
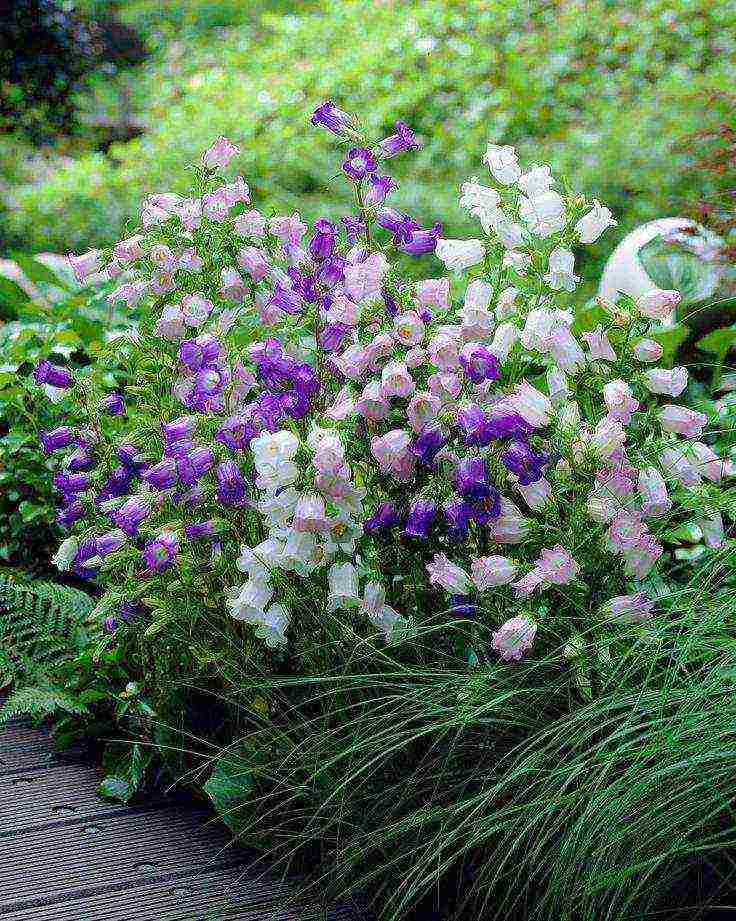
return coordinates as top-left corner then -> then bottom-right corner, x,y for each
36,112 -> 731,683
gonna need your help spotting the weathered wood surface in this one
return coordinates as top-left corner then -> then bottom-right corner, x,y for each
0,713 -> 364,920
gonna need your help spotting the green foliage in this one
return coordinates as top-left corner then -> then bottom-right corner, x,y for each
210,554 -> 736,920
5,0 -> 735,295
0,570 -> 93,688
204,742 -> 258,832
0,268 -> 131,568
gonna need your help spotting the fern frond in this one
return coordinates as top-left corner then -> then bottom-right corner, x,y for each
0,571 -> 95,687
0,686 -> 89,723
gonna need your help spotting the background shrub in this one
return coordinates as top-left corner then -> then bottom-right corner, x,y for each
3,0 -> 735,296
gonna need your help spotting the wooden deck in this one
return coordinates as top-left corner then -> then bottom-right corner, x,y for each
0,714 -> 363,920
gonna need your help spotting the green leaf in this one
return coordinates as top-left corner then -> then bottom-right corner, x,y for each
697,327 -> 736,360
204,744 -> 257,830
639,240 -> 718,306
648,323 -> 690,365
0,276 -> 30,319
98,775 -> 134,803
9,254 -> 71,291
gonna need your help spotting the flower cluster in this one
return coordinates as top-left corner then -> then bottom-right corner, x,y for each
38,111 -> 730,671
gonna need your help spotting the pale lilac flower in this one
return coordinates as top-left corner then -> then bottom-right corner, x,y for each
325,294 -> 360,326
487,498 -> 529,543
361,582 -> 404,640
642,367 -> 688,397
638,467 -> 672,518
223,176 -> 250,205
417,277 -> 449,310
496,285 -> 520,319
255,603 -> 290,648
490,323 -> 520,360
380,360 -> 415,399
516,477 -> 552,510
602,593 -> 654,624
327,562 -> 360,612
521,307 -> 559,350
141,193 -> 182,227
537,545 -> 580,585
343,253 -> 387,302
518,190 -> 567,237
637,289 -> 681,322
510,380 -> 553,428
237,246 -> 270,282
370,429 -> 415,481
518,164 -> 554,196
592,417 -> 626,458
699,510 -> 725,548
269,211 -> 308,243
483,144 -> 521,185
426,553 -> 472,593
333,343 -> 369,381
179,247 -> 204,273
113,236 -> 143,263
179,198 -> 202,231
219,267 -> 247,303
491,616 -> 536,661
633,339 -> 664,362
471,555 -> 517,589
405,346 -> 427,368
326,386 -> 356,421
544,248 -> 579,291
68,249 -> 101,283
689,442 -> 724,483
603,379 -> 639,425
658,404 -> 707,438
234,210 -> 267,238
155,304 -> 187,340
574,200 -> 617,243
549,326 -> 585,372
428,331 -> 461,371
582,325 -> 616,361
356,380 -> 391,421
428,371 -> 462,402
149,271 -> 176,295
546,367 -> 570,405
150,245 -> 176,274
406,391 -> 441,433
393,311 -> 426,347
181,293 -> 214,326
622,534 -> 663,579
293,493 -> 329,533
435,238 -> 485,271
203,136 -> 240,169
659,446 -> 702,488
108,280 -> 148,308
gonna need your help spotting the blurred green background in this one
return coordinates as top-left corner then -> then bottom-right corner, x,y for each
1,0 -> 734,290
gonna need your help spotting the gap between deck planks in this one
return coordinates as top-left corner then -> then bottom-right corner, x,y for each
0,712 -> 365,920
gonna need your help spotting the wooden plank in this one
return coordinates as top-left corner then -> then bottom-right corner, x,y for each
0,743 -> 80,775
0,763 -> 128,833
0,866 -> 360,920
0,806 -> 248,912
